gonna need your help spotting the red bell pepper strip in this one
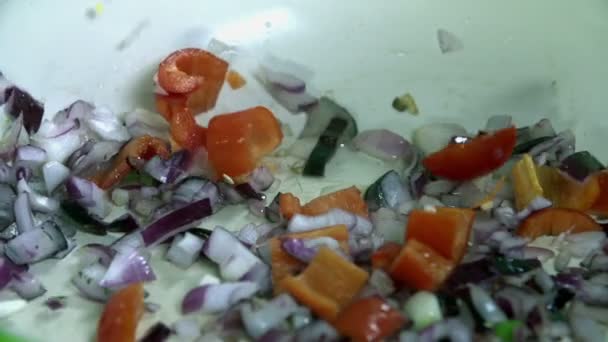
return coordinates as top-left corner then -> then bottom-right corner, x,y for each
206,106 -> 283,178
170,108 -> 207,151
155,48 -> 228,119
423,127 -> 517,181
406,208 -> 475,263
371,242 -> 402,272
92,135 -> 170,190
389,239 -> 454,291
279,186 -> 369,220
97,283 -> 144,342
333,296 -> 406,342
516,207 -> 602,239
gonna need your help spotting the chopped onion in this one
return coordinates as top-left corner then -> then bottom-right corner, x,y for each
5,220 -> 67,264
404,291 -> 443,329
10,270 -> 47,300
204,226 -> 265,281
181,281 -> 258,314
240,294 -> 299,338
4,87 -> 44,134
248,166 -> 275,191
42,161 -> 70,193
369,269 -> 395,297
139,198 -> 212,247
370,208 -> 406,244
352,129 -> 415,161
144,151 -> 191,184
31,124 -> 86,164
468,284 -> 507,324
67,141 -> 122,177
14,145 -> 47,169
99,248 -> 156,288
166,232 -> 205,269
288,208 -> 373,236
65,176 -> 112,219
418,318 -> 472,342
522,246 -> 555,262
295,321 -> 339,342
86,106 -> 130,142
13,192 -> 35,233
72,262 -> 111,302
16,178 -> 59,213
172,178 -> 220,210
281,237 -> 341,263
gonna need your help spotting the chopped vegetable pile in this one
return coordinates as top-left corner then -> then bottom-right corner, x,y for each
1,46 -> 608,342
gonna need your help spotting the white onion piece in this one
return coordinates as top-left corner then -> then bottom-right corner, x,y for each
166,232 -> 205,269
288,208 -> 373,236
86,106 -> 130,142
240,294 -> 299,338
204,227 -> 264,281
14,145 -> 47,168
5,221 -> 67,265
72,263 -> 111,301
437,29 -> 464,54
404,291 -> 443,329
182,281 -> 258,314
413,123 -> 467,155
16,178 -> 59,213
65,176 -> 112,220
0,114 -> 23,158
13,192 -> 35,233
10,271 -> 47,300
99,248 -> 156,288
352,129 -> 414,161
42,161 -> 70,193
369,269 -> 395,297
31,129 -> 86,164
468,284 -> 507,324
371,208 -> 406,244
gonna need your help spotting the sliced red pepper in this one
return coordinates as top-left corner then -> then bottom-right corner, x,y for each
516,207 -> 602,239
406,208 -> 475,263
156,48 -> 228,119
170,108 -> 207,151
371,242 -> 402,272
423,127 -> 517,181
206,106 -> 283,178
333,296 -> 406,342
91,135 -> 170,190
279,186 -> 369,220
389,239 -> 454,291
97,283 -> 144,342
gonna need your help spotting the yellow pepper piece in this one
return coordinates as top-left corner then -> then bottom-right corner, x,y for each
536,165 -> 600,211
512,154 -> 544,210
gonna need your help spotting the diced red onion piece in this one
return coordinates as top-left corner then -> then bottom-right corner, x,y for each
42,161 -> 70,193
172,178 -> 220,210
0,257 -> 26,290
78,243 -> 115,267
5,220 -> 67,265
4,87 -> 44,134
288,208 -> 373,236
371,207 -> 407,244
166,232 -> 205,269
295,321 -> 339,341
30,124 -> 86,164
353,129 -> 415,161
65,176 -> 111,219
144,151 -> 191,184
17,178 -> 59,213
237,223 -> 260,246
263,68 -> 306,93
239,262 -> 272,294
240,294 -> 299,338
181,281 -> 259,314
86,106 -> 130,142
139,198 -> 212,247
68,141 -> 122,177
99,248 -> 156,288
267,86 -> 318,113
369,269 -> 395,296
10,270 -> 46,300
468,284 -> 507,324
203,226 -> 264,281
14,145 -> 47,168
13,192 -> 35,233
72,262 -> 111,302
248,199 -> 266,217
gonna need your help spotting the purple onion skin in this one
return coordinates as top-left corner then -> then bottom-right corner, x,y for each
5,87 -> 44,134
182,285 -> 208,314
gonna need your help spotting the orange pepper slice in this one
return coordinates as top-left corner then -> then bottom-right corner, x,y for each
280,186 -> 369,220
333,297 -> 406,342
226,70 -> 247,89
97,283 -> 144,342
389,239 -> 454,291
516,207 -> 603,239
270,225 -> 349,294
281,246 -> 368,322
536,165 -> 600,211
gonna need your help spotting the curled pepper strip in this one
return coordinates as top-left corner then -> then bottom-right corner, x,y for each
91,135 -> 170,190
